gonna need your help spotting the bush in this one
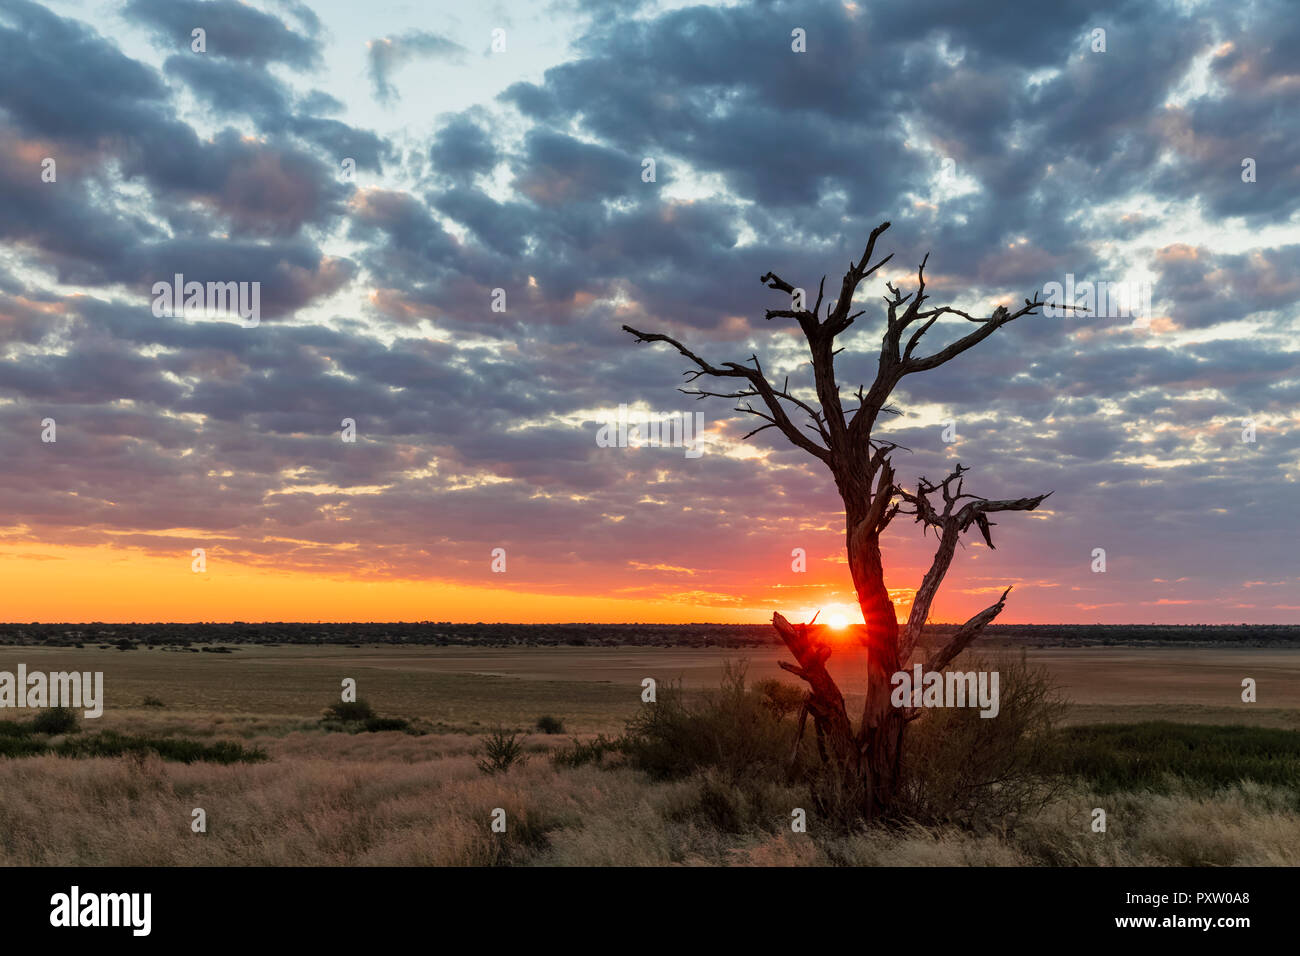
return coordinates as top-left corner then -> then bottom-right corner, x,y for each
1040,722 -> 1300,796
0,736 -> 47,757
321,715 -> 416,734
31,707 -> 80,735
551,734 -> 622,768
753,678 -> 806,720
894,651 -> 1068,830
621,661 -> 811,782
55,732 -> 267,764
0,719 -> 32,738
323,699 -> 375,722
613,654 -> 1066,833
477,727 -> 529,774
536,715 -> 565,735
140,695 -> 165,708
0,731 -> 267,763
361,717 -> 411,733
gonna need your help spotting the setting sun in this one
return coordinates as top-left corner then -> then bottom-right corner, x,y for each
822,607 -> 856,630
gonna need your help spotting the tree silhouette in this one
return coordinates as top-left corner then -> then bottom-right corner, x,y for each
624,221 -> 1067,819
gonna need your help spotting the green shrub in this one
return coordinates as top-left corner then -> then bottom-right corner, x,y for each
477,727 -> 528,774
0,736 -> 48,757
361,717 -> 410,733
1040,722 -> 1300,796
660,769 -> 810,836
679,771 -> 757,833
551,734 -> 622,768
753,679 -> 806,720
617,655 -> 1065,832
0,719 -> 32,738
323,699 -> 375,722
621,661 -> 809,782
895,651 -> 1068,830
536,715 -> 565,735
55,732 -> 267,764
0,731 -> 267,763
31,707 -> 80,735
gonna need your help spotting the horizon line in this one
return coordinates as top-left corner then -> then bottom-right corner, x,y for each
4,621 -> 1295,628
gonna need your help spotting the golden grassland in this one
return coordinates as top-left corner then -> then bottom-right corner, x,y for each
0,644 -> 1297,866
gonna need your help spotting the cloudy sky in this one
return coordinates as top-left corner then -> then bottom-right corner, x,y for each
0,0 -> 1296,624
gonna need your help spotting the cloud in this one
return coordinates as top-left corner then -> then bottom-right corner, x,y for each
124,0 -> 322,68
366,31 -> 467,104
0,0 -> 1296,622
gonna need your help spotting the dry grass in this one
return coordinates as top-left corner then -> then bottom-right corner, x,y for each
1,730 -> 1297,866
0,644 -> 1296,865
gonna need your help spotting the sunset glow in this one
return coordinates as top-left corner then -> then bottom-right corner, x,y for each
825,609 -> 853,630
0,0 -> 1295,626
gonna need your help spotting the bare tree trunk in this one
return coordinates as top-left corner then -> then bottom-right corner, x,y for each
773,566 -> 906,816
773,613 -> 856,772
775,506 -> 908,818
626,221 -> 1058,824
848,533 -> 905,817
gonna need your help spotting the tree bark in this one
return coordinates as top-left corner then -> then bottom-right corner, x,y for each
848,530 -> 905,817
772,612 -> 856,772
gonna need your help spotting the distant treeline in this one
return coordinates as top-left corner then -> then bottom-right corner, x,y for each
0,621 -> 1297,649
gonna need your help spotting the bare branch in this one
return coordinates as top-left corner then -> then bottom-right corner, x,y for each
896,464 -> 1051,660
735,418 -> 775,440
623,324 -> 831,462
759,272 -> 796,296
902,295 -> 1088,375
926,586 -> 1014,672
828,221 -> 894,333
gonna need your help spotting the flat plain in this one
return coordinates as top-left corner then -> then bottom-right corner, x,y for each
0,643 -> 1296,866
6,643 -> 1294,731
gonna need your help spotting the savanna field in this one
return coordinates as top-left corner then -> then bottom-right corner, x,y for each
1,640 -> 1298,866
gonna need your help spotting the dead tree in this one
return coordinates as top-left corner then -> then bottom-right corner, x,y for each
624,221 -> 1067,819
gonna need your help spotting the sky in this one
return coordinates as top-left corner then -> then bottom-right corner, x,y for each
0,0 -> 1297,625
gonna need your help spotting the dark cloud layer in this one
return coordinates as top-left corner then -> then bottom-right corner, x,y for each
125,0 -> 322,68
0,0 -> 1297,622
